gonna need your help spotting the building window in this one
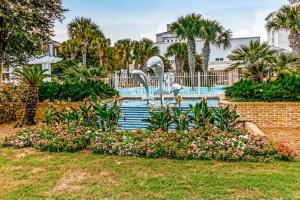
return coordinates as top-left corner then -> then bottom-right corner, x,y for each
215,58 -> 224,62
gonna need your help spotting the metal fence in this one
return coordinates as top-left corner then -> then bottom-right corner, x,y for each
115,71 -> 241,89
112,71 -> 242,96
1,70 -> 242,96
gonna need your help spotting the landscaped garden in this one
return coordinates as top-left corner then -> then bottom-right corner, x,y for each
1,0 -> 300,199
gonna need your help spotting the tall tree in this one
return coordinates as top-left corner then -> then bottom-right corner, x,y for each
273,53 -> 299,77
159,56 -> 173,72
0,0 -> 65,83
199,20 -> 232,72
289,0 -> 300,4
266,4 -> 300,56
14,66 -> 49,125
165,42 -> 188,73
228,40 -> 276,83
114,39 -> 134,76
133,38 -> 159,70
59,39 -> 80,60
171,13 -> 202,87
67,17 -> 102,67
90,35 -> 111,66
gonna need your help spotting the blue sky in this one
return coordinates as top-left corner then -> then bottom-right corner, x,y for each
54,0 -> 287,43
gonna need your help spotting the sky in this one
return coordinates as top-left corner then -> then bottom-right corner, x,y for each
54,0 -> 288,43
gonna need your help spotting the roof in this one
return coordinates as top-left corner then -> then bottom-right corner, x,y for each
265,11 -> 276,21
156,31 -> 172,36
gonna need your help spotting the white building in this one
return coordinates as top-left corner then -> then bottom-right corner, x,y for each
265,12 -> 291,51
265,1 -> 299,51
155,24 -> 260,71
2,41 -> 61,83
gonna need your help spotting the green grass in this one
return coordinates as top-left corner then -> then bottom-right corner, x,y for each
0,148 -> 299,200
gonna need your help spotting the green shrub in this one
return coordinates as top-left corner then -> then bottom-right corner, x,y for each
39,80 -> 118,102
89,128 -> 295,161
4,126 -> 92,153
225,76 -> 300,102
144,99 -> 243,132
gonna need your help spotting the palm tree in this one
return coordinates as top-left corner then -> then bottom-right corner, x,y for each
90,35 -> 111,66
64,65 -> 105,82
273,53 -> 299,77
199,20 -> 232,72
59,39 -> 80,60
114,39 -> 134,77
171,13 -> 202,87
228,40 -> 276,83
289,0 -> 300,5
266,4 -> 300,56
165,42 -> 188,73
14,66 -> 49,125
159,55 -> 173,72
133,38 -> 159,70
67,17 -> 102,67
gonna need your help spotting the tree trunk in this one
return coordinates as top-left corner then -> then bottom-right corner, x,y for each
0,62 -> 3,84
82,48 -> 87,68
23,86 -> 39,125
202,41 -> 211,72
288,29 -> 300,56
175,56 -> 180,72
187,37 -> 196,89
202,41 -> 211,87
99,50 -> 104,66
71,53 -> 76,60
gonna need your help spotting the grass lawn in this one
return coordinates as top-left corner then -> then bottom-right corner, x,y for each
0,148 -> 299,200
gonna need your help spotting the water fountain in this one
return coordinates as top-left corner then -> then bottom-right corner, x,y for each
146,56 -> 169,106
131,70 -> 152,104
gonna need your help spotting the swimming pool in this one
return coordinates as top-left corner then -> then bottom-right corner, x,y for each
120,98 -> 219,108
118,98 -> 219,130
119,86 -> 225,96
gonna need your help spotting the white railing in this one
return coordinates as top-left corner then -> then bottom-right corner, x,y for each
113,71 -> 242,96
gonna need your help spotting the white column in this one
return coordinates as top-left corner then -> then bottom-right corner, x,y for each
42,63 -> 52,82
114,72 -> 119,90
228,71 -> 233,86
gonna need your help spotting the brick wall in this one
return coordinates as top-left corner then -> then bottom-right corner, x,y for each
220,100 -> 300,128
17,99 -> 113,123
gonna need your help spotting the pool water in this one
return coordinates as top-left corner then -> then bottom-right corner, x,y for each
119,86 -> 225,96
120,98 -> 219,108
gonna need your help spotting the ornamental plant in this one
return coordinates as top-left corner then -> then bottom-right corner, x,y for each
143,105 -> 173,132
3,126 -> 296,161
42,98 -> 122,132
225,76 -> 300,102
4,125 -> 92,153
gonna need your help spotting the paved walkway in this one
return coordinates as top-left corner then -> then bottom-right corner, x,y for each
262,128 -> 300,160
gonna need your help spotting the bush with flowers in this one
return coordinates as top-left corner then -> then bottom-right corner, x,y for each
4,125 -> 92,153
2,98 -> 296,161
3,126 -> 295,161
89,127 -> 295,161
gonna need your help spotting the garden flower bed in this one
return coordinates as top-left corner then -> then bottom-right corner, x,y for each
3,125 -> 296,162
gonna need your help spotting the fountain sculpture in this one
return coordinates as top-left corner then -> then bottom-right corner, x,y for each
171,83 -> 183,97
131,70 -> 151,104
146,56 -> 169,106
